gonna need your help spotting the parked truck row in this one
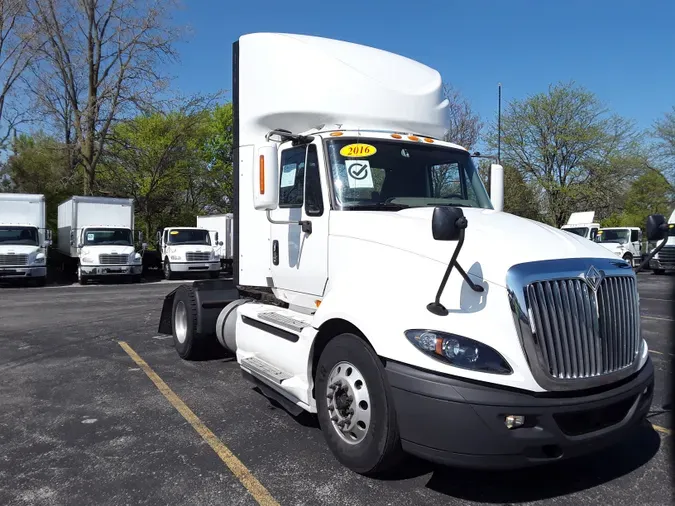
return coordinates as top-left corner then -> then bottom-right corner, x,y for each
0,193 -> 234,286
561,210 -> 674,271
156,32 -> 671,477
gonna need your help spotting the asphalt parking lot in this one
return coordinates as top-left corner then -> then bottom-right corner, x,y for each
0,273 -> 672,506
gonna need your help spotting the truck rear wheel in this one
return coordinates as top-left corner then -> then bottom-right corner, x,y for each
172,285 -> 201,360
315,333 -> 404,476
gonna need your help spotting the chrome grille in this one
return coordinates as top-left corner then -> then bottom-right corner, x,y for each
186,252 -> 210,262
526,276 -> 639,379
0,254 -> 28,266
657,246 -> 675,263
99,254 -> 128,265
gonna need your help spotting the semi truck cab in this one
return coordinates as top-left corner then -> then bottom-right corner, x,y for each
649,209 -> 675,274
157,32 -> 662,476
561,211 -> 600,241
74,225 -> 143,283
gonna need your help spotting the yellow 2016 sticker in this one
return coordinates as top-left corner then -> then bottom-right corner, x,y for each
340,143 -> 377,158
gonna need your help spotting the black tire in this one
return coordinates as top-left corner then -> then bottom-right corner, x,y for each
132,274 -> 142,283
315,333 -> 404,476
172,285 -> 201,360
31,276 -> 46,287
209,271 -> 220,279
77,266 -> 88,285
653,269 -> 666,275
164,258 -> 175,280
623,253 -> 633,267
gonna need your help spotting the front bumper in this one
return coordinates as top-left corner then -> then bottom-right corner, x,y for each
170,261 -> 220,273
0,266 -> 46,278
649,258 -> 674,271
80,264 -> 142,276
385,358 -> 654,469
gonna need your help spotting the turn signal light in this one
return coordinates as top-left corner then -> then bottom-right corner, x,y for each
259,154 -> 265,194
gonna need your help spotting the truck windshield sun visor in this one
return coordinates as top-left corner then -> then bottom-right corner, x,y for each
405,329 -> 512,375
325,138 -> 493,211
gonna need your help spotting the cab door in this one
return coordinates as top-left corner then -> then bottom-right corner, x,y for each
268,141 -> 329,300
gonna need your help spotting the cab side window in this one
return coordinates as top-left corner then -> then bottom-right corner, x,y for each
279,146 -> 306,208
279,144 -> 324,216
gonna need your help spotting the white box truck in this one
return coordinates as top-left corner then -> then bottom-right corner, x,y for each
196,213 -> 234,272
56,196 -> 143,284
0,193 -> 51,286
156,33 -> 662,476
648,209 -> 675,274
595,226 -> 643,266
561,211 -> 600,241
158,226 -> 221,280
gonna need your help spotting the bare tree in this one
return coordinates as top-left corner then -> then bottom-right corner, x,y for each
442,83 -> 482,151
0,0 -> 37,149
26,0 -> 181,194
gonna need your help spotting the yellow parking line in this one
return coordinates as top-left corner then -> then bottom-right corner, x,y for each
652,424 -> 672,436
118,341 -> 280,506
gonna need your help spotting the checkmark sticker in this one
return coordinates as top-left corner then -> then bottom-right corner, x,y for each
346,160 -> 374,189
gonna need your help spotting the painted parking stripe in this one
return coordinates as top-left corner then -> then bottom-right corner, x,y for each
652,424 -> 672,436
118,341 -> 280,506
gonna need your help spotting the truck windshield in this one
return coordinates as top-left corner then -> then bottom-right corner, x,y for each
83,228 -> 132,246
597,229 -> 630,244
0,226 -> 39,246
563,227 -> 589,237
167,229 -> 211,245
325,138 -> 492,210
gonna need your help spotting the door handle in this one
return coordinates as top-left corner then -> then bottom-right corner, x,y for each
272,240 -> 279,265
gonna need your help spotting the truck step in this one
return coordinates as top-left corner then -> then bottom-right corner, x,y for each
258,311 -> 309,333
241,356 -> 292,385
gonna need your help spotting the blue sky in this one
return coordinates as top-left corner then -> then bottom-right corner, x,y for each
166,0 -> 674,142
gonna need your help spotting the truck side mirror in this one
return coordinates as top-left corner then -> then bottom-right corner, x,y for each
142,242 -> 148,251
431,206 -> 467,241
215,231 -> 219,242
138,231 -> 144,242
70,230 -> 75,246
156,231 -> 162,244
490,163 -> 504,212
646,214 -> 668,241
253,143 -> 279,210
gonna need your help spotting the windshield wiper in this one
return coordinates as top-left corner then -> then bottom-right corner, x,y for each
344,203 -> 409,211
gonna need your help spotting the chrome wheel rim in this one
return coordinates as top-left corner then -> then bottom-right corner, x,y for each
174,301 -> 187,344
325,361 -> 371,445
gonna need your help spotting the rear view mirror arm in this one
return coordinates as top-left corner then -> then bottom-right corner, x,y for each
635,237 -> 667,273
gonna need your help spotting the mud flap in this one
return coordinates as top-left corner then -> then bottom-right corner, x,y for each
157,287 -> 179,334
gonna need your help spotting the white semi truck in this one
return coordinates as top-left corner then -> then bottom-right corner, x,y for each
648,209 -> 675,274
196,213 -> 234,272
158,226 -> 221,280
157,33 -> 663,475
0,193 -> 51,286
561,211 -> 600,241
56,196 -> 144,284
595,226 -> 643,267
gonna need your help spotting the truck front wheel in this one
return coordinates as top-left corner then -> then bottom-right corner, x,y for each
164,258 -> 175,280
315,333 -> 404,476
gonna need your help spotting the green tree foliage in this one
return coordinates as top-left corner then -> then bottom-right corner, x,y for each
653,106 -> 675,183
0,132 -> 80,231
489,81 -> 641,227
602,168 -> 674,228
96,100 -> 233,246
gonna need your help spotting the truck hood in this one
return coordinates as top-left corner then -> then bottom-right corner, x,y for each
330,207 -> 619,287
0,244 -> 41,255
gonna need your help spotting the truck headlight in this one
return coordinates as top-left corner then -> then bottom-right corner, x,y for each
405,329 -> 512,374
34,255 -> 46,264
134,253 -> 142,263
170,255 -> 181,261
81,256 -> 94,264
